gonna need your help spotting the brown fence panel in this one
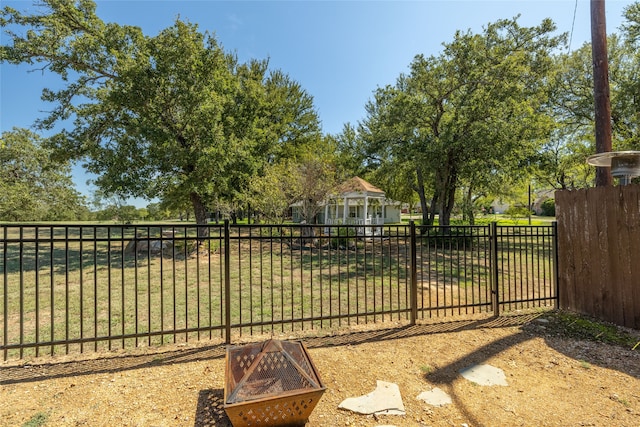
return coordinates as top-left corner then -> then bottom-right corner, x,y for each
556,186 -> 640,329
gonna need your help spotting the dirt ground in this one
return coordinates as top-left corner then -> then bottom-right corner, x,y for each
2,311 -> 640,427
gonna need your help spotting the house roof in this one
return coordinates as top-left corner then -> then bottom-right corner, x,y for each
334,177 -> 385,196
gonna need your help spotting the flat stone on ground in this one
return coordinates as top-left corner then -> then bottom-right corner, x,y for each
459,364 -> 508,386
338,380 -> 406,416
416,387 -> 452,407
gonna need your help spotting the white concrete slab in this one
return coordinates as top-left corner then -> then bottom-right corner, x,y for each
338,380 -> 406,416
416,387 -> 452,407
459,364 -> 508,386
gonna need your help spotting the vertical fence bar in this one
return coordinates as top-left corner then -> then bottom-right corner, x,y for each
328,227 -> 334,326
352,227 -> 358,324
35,227 -> 40,357
149,227 -> 153,346
196,227 -> 201,341
93,226 -> 98,352
363,226 -> 369,323
79,227 -> 84,353
298,227 -> 302,331
65,226 -> 70,354
337,227 -> 342,326
158,226 -> 164,343
248,226 -> 254,335
270,227 -> 275,332
259,227 -> 264,334
207,226 -> 212,340
172,226 -> 177,344
107,227 -> 112,350
490,222 -> 500,316
133,227 -> 138,348
19,227 -> 24,359
370,226 -> 376,321
184,226 -> 189,343
224,220 -> 231,344
552,221 -> 559,308
2,226 -> 7,361
409,221 -> 418,325
120,226 -> 125,349
48,226 -> 53,356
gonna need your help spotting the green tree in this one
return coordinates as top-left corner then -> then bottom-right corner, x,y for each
541,7 -> 640,189
249,136 -> 339,224
289,142 -> 340,225
145,202 -> 172,221
247,161 -> 294,223
1,0 -> 320,234
360,17 -> 563,225
0,128 -> 86,221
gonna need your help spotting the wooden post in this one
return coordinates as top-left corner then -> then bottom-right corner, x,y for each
591,0 -> 613,186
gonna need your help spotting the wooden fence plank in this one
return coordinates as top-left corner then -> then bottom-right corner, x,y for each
556,186 -> 640,329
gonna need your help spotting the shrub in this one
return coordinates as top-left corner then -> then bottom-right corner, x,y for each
540,198 -> 555,216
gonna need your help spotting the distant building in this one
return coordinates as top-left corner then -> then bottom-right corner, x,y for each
291,176 -> 401,225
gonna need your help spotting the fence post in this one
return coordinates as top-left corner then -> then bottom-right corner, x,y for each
552,221 -> 559,309
224,219 -> 232,344
490,222 -> 500,317
409,221 -> 418,325
2,225 -> 7,361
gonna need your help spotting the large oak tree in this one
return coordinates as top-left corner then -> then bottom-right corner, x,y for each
1,0 -> 320,232
357,17 -> 564,225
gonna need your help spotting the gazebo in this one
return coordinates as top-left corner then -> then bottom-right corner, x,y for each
321,177 -> 400,235
323,177 -> 384,224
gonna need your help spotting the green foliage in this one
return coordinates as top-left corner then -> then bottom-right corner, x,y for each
21,412 -> 48,427
549,311 -> 640,350
0,128 -> 87,221
504,206 -> 531,218
357,16 -> 563,226
540,198 -> 555,216
539,17 -> 640,189
248,162 -> 293,223
1,0 -> 321,227
329,226 -> 357,249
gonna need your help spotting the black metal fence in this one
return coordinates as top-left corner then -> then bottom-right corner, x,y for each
1,221 -> 557,361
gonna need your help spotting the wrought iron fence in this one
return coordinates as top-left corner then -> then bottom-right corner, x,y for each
0,221 -> 557,361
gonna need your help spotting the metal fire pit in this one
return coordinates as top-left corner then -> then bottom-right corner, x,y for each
224,339 -> 326,427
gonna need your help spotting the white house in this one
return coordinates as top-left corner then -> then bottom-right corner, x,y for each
292,177 -> 401,228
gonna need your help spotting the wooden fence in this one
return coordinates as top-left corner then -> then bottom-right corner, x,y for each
556,185 -> 640,329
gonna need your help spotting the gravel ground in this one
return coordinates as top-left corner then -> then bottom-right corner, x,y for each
2,311 -> 640,427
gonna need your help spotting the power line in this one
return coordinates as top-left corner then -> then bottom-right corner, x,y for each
568,0 -> 578,51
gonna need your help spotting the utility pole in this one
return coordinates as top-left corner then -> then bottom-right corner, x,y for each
591,0 -> 613,186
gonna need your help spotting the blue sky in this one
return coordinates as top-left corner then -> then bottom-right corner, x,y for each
1,0 -> 635,207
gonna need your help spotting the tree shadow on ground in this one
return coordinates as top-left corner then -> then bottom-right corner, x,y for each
3,312 -> 639,426
4,312 -> 639,381
422,330 -> 534,427
419,312 -> 640,427
5,312 -> 638,386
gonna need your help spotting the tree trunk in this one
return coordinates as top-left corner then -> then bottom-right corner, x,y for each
463,185 -> 475,225
190,192 -> 209,239
438,158 -> 457,227
415,167 -> 431,226
428,195 -> 438,226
